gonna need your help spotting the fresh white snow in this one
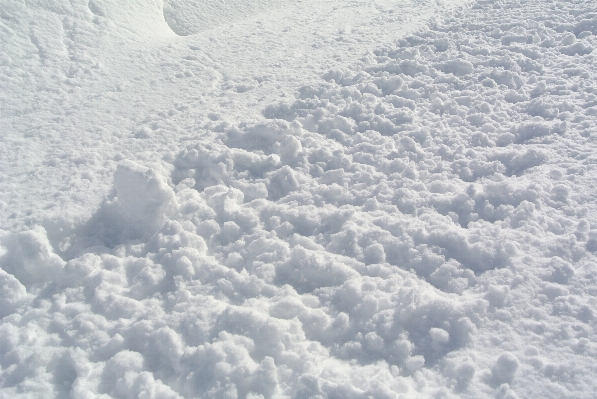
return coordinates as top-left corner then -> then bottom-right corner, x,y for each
1,0 -> 597,398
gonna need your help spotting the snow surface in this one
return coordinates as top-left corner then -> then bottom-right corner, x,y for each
1,0 -> 597,398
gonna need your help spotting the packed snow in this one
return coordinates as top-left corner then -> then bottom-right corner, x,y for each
1,0 -> 597,398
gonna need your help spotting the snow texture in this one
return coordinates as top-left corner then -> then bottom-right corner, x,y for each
1,0 -> 597,398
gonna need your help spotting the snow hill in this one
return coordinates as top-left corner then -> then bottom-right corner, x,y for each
1,0 -> 597,398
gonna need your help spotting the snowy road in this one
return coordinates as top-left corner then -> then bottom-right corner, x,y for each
1,0 -> 597,398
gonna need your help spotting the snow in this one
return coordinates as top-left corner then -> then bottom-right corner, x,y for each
1,0 -> 597,398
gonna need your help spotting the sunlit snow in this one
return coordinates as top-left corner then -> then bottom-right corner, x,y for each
1,0 -> 597,398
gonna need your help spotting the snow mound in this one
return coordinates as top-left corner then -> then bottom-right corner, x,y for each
163,0 -> 284,36
87,0 -> 175,37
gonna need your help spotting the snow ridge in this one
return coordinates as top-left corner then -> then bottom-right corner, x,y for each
1,0 -> 597,398
163,0 -> 283,36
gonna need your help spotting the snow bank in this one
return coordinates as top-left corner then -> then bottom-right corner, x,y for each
1,0 -> 597,398
163,0 -> 283,36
